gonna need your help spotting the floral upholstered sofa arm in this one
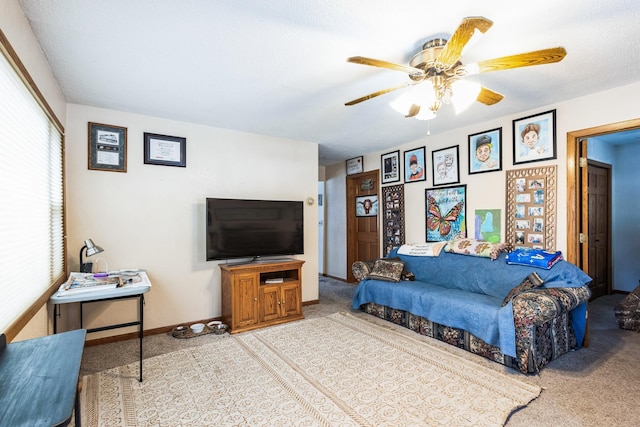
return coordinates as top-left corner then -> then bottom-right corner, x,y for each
510,285 -> 591,371
511,285 -> 591,326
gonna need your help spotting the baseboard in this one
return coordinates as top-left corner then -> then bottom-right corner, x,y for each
84,318 -> 222,347
321,273 -> 351,283
85,300 -> 320,346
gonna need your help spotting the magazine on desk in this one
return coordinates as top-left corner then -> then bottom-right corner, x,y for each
60,271 -> 145,295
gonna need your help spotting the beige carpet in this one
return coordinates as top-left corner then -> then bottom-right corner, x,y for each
79,312 -> 540,426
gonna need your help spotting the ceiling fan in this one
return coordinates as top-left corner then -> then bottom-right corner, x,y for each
345,16 -> 566,120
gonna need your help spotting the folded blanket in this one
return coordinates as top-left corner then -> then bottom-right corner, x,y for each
506,248 -> 563,269
397,242 -> 447,257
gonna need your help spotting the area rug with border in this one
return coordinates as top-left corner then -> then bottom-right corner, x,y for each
79,312 -> 540,426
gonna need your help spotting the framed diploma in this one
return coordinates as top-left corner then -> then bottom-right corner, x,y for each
88,122 -> 127,172
143,132 -> 186,167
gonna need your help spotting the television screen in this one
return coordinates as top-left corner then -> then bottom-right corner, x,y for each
206,198 -> 304,261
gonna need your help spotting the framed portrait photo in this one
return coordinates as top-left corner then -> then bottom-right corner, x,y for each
469,128 -> 502,174
432,145 -> 459,186
381,150 -> 400,184
88,122 -> 127,172
513,109 -> 557,165
346,156 -> 363,175
403,147 -> 426,183
144,132 -> 186,167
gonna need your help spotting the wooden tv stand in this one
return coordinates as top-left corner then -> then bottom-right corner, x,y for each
220,259 -> 304,334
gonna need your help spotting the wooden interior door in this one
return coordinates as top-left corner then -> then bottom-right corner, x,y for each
587,160 -> 612,299
346,170 -> 379,282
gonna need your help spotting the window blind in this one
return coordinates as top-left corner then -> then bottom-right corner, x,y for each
0,35 -> 65,336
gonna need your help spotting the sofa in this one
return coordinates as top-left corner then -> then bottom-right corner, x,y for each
351,243 -> 592,374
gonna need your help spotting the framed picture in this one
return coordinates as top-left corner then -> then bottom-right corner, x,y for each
513,109 -> 557,164
144,133 -> 186,167
355,195 -> 378,217
469,128 -> 502,174
382,184 -> 405,256
425,185 -> 466,242
474,209 -> 501,243
88,122 -> 127,172
346,156 -> 363,175
432,145 -> 459,186
505,165 -> 557,250
403,147 -> 426,183
381,150 -> 400,184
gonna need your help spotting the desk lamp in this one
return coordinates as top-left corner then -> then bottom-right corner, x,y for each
79,239 -> 104,273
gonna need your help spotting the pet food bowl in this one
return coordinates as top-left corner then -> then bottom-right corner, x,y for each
172,325 -> 187,337
214,323 -> 228,334
207,320 -> 222,329
190,323 -> 205,334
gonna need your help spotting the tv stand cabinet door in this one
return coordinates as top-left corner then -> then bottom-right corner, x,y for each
280,282 -> 302,318
259,284 -> 281,322
231,273 -> 259,330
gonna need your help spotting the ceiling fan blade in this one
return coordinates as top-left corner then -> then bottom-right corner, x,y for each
345,83 -> 410,106
470,47 -> 567,74
476,87 -> 504,105
405,104 -> 421,118
436,16 -> 493,68
347,56 -> 425,76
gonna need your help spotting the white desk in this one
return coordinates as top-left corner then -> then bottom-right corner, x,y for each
50,271 -> 151,382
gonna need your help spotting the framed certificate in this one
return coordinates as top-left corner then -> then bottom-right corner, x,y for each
88,122 -> 127,172
144,132 -> 186,167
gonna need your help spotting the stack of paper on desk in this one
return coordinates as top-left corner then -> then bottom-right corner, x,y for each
60,272 -> 145,294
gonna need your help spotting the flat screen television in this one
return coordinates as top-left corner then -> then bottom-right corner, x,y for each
206,198 -> 304,261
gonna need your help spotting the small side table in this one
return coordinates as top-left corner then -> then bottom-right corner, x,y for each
0,329 -> 86,426
50,271 -> 151,382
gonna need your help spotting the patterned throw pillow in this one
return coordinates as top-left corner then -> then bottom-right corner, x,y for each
367,259 -> 405,282
445,238 -> 514,260
501,272 -> 544,307
352,260 -> 375,282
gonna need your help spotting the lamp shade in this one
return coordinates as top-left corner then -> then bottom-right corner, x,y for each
451,80 -> 481,114
84,239 -> 104,257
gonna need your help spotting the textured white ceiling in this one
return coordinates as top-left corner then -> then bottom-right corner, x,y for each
17,0 -> 640,165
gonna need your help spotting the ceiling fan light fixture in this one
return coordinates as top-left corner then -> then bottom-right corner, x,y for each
412,82 -> 438,107
389,91 -> 414,115
451,80 -> 482,114
389,82 -> 439,116
414,108 -> 436,121
346,16 -> 566,121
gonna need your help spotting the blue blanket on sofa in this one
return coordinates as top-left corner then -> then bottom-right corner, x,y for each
352,250 -> 592,357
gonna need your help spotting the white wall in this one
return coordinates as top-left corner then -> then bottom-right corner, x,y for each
612,143 -> 640,292
324,82 -> 640,281
61,104 -> 319,336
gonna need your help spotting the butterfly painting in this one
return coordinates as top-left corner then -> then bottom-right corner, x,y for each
425,186 -> 466,242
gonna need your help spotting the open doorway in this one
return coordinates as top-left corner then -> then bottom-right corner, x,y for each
318,181 -> 325,276
567,118 -> 640,296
